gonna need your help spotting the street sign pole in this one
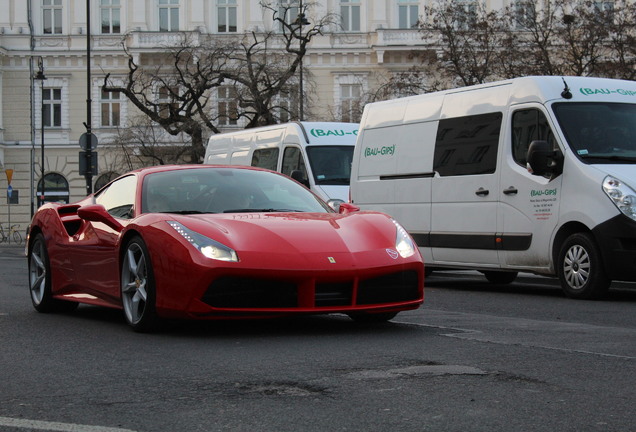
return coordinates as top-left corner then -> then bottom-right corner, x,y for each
5,169 -> 13,244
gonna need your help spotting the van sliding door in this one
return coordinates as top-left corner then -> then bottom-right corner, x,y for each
430,112 -> 502,265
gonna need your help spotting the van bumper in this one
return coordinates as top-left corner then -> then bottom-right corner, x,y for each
592,214 -> 636,282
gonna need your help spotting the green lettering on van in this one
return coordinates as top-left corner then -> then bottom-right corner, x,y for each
310,128 -> 359,138
364,145 -> 396,157
530,188 -> 558,197
579,87 -> 636,97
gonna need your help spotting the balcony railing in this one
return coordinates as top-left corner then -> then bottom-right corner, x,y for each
376,28 -> 423,47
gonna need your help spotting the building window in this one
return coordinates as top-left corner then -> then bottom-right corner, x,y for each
43,0 -> 63,35
278,0 -> 300,31
218,0 -> 237,33
159,0 -> 179,32
218,86 -> 238,126
340,84 -> 361,123
341,0 -> 360,32
398,0 -> 419,29
157,85 -> 180,118
43,88 -> 62,128
277,86 -> 298,123
37,173 -> 69,204
101,89 -> 121,127
513,0 -> 532,29
101,0 -> 121,34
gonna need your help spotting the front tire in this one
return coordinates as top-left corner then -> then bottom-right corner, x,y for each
557,233 -> 610,300
28,233 -> 78,313
121,236 -> 160,332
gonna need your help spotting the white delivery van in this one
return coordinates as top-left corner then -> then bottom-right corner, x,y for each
351,76 -> 636,299
204,121 -> 358,204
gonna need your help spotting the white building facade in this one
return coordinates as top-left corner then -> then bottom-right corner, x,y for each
0,0 -> 514,229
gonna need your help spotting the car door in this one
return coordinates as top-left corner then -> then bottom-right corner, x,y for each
498,106 -> 562,270
71,175 -> 137,301
430,112 -> 503,266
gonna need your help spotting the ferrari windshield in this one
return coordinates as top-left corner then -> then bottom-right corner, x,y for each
142,167 -> 332,214
306,146 -> 354,185
553,102 -> 636,164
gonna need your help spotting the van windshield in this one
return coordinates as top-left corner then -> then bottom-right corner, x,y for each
306,146 -> 354,185
553,102 -> 636,164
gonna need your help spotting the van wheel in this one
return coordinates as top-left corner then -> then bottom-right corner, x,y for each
482,271 -> 518,284
557,233 -> 610,300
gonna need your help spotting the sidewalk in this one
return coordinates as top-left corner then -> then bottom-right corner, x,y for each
0,242 -> 25,258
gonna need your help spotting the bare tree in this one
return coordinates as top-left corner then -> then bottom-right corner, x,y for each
102,2 -> 336,162
419,1 -> 508,86
596,0 -> 636,80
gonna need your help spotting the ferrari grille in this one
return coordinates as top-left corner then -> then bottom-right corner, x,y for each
202,271 -> 420,309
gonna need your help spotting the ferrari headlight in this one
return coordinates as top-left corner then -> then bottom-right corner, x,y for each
167,221 -> 238,262
603,176 -> 636,222
392,219 -> 416,258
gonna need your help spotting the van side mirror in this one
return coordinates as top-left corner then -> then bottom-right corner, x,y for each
78,204 -> 124,231
526,140 -> 563,178
290,170 -> 310,188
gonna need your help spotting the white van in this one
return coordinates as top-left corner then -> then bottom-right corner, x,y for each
351,76 -> 636,299
204,121 -> 358,204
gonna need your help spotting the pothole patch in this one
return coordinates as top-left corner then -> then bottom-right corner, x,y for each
236,382 -> 327,397
346,365 -> 488,379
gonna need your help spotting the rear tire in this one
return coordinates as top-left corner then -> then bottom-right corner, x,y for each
557,233 -> 610,300
482,271 -> 518,284
28,233 -> 78,313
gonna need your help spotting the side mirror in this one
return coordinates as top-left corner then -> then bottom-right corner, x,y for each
290,170 -> 310,188
78,204 -> 123,231
527,140 -> 563,178
338,202 -> 360,215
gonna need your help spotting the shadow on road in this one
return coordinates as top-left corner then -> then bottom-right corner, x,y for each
425,271 -> 636,302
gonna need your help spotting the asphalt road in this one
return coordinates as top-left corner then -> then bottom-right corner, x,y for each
1,244 -> 635,432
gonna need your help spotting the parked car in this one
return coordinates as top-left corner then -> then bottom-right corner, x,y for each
27,165 -> 423,331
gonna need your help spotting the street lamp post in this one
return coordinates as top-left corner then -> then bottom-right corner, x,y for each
34,57 -> 47,207
295,1 -> 310,121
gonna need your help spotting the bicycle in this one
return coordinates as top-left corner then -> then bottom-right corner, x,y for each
0,224 -> 23,245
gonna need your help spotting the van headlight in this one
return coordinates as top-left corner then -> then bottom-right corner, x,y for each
603,176 -> 636,221
167,221 -> 239,262
392,219 -> 416,258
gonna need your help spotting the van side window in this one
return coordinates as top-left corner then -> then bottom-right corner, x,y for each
281,147 -> 308,179
433,112 -> 501,176
251,148 -> 279,171
511,109 -> 556,167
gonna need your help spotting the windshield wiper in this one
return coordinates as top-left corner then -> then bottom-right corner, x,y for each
223,208 -> 303,213
316,177 -> 350,185
166,210 -> 213,214
580,155 -> 636,162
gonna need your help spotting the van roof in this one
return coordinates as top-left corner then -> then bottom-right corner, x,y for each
361,76 -> 636,129
207,121 -> 359,146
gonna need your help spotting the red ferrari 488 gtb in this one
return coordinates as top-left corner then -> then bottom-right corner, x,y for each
27,165 -> 423,331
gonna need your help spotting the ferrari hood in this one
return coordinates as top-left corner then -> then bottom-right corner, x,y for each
168,212 -> 397,269
182,212 -> 391,252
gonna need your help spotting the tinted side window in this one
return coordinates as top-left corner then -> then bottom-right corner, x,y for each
95,175 -> 137,218
251,148 -> 279,171
512,109 -> 556,167
433,112 -> 502,176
